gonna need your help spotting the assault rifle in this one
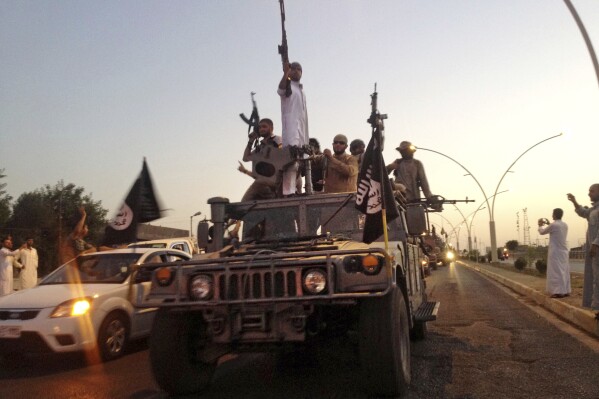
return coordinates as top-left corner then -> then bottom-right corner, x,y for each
239,92 -> 260,149
367,83 -> 388,131
278,0 -> 291,97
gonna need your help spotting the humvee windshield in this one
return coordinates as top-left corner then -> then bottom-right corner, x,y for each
233,194 -> 406,243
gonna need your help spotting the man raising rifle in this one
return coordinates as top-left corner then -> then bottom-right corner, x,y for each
278,62 -> 309,197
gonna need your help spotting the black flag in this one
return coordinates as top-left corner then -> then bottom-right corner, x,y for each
103,159 -> 162,246
355,130 -> 399,244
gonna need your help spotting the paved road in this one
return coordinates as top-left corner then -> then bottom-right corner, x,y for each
2,263 -> 599,398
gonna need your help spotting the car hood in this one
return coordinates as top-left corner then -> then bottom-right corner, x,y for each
0,284 -> 122,309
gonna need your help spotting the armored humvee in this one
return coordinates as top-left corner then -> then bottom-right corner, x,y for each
134,191 -> 439,397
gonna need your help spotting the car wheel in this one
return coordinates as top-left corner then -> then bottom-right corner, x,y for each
98,312 -> 129,361
149,309 -> 217,396
359,285 -> 411,396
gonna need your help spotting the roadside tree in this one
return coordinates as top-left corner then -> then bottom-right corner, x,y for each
0,168 -> 12,225
7,181 -> 107,275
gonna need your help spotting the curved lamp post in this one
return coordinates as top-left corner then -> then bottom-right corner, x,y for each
190,211 -> 202,238
563,0 -> 599,90
429,212 -> 462,250
418,134 -> 561,263
488,133 -> 562,261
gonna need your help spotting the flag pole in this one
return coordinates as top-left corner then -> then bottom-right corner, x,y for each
375,126 -> 392,277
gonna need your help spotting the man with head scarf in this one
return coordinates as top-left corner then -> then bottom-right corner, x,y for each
386,141 -> 434,203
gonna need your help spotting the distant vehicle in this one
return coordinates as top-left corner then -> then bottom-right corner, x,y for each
421,255 -> 431,276
128,237 -> 198,256
0,248 -> 191,361
442,249 -> 455,266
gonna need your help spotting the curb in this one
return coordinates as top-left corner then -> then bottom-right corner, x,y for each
458,261 -> 599,338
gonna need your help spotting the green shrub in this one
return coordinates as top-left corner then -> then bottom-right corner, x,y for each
535,259 -> 547,274
514,257 -> 527,271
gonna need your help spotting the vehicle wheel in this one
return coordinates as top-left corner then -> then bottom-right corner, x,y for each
149,309 -> 216,396
98,312 -> 129,361
359,286 -> 411,396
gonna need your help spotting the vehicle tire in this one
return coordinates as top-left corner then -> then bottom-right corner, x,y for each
97,312 -> 130,361
149,309 -> 216,396
358,286 -> 411,397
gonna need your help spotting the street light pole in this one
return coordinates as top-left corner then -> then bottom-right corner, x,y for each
488,133 -> 562,262
190,211 -> 202,238
418,134 -> 561,263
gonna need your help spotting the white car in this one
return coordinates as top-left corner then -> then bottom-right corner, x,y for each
128,237 -> 198,256
0,248 -> 191,361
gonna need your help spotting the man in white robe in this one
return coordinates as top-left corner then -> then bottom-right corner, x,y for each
568,184 -> 599,312
0,236 -> 24,296
537,208 -> 571,297
278,61 -> 309,196
14,237 -> 39,289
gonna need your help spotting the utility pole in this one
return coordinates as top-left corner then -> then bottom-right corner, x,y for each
516,211 -> 520,244
522,208 -> 531,246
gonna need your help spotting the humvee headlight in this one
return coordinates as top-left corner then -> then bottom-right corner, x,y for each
190,275 -> 213,300
303,269 -> 326,294
361,254 -> 382,275
155,267 -> 174,287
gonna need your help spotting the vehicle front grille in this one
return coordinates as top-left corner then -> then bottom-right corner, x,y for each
218,269 -> 300,300
0,310 -> 40,320
0,332 -> 52,353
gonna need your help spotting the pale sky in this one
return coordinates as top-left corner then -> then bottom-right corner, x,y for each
1,0 -> 598,252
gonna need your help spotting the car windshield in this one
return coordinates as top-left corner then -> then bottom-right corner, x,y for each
239,195 -> 365,242
129,243 -> 167,249
41,253 -> 143,285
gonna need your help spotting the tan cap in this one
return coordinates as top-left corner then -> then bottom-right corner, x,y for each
333,134 -> 348,144
396,141 -> 414,151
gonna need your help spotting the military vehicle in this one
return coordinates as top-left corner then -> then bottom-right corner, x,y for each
134,190 -> 440,397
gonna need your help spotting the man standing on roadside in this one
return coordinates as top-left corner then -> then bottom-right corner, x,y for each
0,236 -> 25,296
568,184 -> 599,315
14,237 -> 39,289
278,61 -> 309,196
537,209 -> 571,298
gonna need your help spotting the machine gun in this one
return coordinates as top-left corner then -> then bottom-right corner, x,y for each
367,83 -> 388,131
239,92 -> 260,149
278,0 -> 292,97
417,195 -> 475,212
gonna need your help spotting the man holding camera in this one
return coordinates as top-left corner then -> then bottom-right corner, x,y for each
537,209 -> 571,298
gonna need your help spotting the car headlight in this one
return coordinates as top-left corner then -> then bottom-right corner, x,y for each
190,274 -> 213,300
303,269 -> 327,294
50,298 -> 92,318
446,252 -> 455,261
